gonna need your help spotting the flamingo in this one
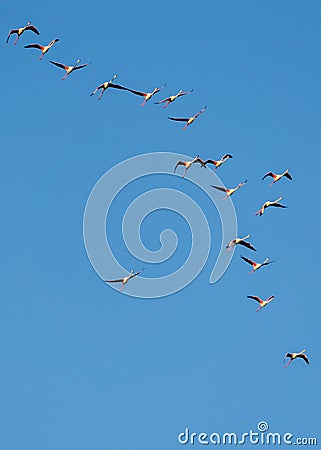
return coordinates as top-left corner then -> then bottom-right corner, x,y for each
284,349 -> 310,368
241,256 -> 274,274
211,180 -> 247,199
50,59 -> 89,80
247,295 -> 275,312
104,269 -> 144,292
262,169 -> 292,187
202,154 -> 233,171
123,84 -> 166,106
154,89 -> 193,108
24,38 -> 59,60
174,155 -> 206,178
90,75 -> 131,100
226,235 -> 256,252
7,21 -> 40,45
168,106 -> 207,130
256,197 -> 287,216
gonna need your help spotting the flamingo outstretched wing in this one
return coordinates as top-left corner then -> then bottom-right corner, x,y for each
128,270 -> 143,279
26,24 -> 40,35
108,83 -> 133,91
239,241 -> 256,251
122,87 -> 146,97
247,295 -> 263,304
297,354 -> 310,364
24,43 -> 43,49
194,157 -> 207,168
262,260 -> 275,266
50,60 -> 68,70
262,172 -> 274,180
168,117 -> 189,122
174,161 -> 185,172
211,185 -> 228,193
241,255 -> 255,266
73,63 -> 89,71
6,29 -> 19,43
104,278 -> 124,283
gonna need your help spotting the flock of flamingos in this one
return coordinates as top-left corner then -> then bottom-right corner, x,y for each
7,20 -> 310,369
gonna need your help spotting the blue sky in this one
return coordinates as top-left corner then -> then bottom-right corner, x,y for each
1,1 -> 320,449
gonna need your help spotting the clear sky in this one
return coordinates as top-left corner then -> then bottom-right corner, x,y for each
1,1 -> 320,449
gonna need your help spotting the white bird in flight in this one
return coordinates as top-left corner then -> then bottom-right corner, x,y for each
226,235 -> 256,252
104,269 -> 144,292
284,349 -> 310,368
247,295 -> 275,312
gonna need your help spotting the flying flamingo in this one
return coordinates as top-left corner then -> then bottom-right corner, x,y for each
174,155 -> 206,178
154,89 -> 193,108
284,349 -> 310,368
7,21 -> 40,45
50,59 -> 89,80
168,106 -> 207,130
256,197 -> 287,216
262,169 -> 292,187
226,235 -> 256,252
123,84 -> 166,106
202,154 -> 233,171
247,295 -> 275,312
90,75 -> 131,100
211,180 -> 247,199
104,269 -> 144,292
24,38 -> 59,60
241,256 -> 274,273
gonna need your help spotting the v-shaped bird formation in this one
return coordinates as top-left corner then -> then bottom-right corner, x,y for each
6,19 -> 309,369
